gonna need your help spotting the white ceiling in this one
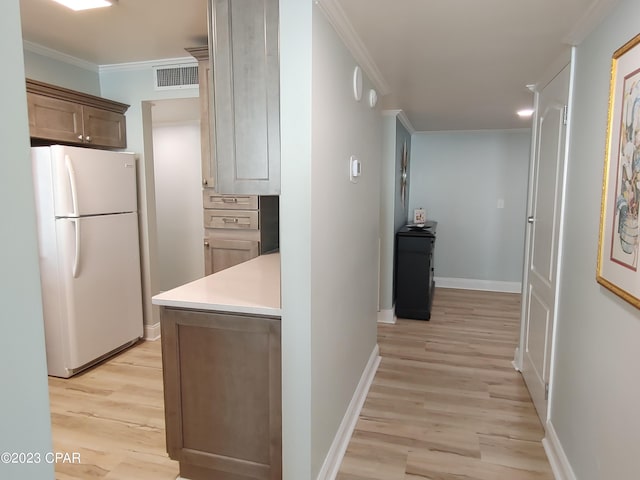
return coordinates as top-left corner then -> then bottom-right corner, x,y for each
19,0 -> 613,131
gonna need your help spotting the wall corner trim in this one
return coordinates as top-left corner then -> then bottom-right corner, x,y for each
315,0 -> 390,96
382,109 -> 416,135
143,322 -> 161,341
543,420 -> 578,480
377,308 -> 397,324
316,344 -> 381,480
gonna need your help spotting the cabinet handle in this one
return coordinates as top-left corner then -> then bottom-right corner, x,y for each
203,178 -> 208,186
85,135 -> 92,143
77,135 -> 84,141
222,197 -> 238,203
222,217 -> 239,223
204,241 -> 210,247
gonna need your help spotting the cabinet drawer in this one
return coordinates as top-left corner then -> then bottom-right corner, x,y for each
204,209 -> 259,230
203,192 -> 259,210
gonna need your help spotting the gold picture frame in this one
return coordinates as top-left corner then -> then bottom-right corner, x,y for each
597,32 -> 640,308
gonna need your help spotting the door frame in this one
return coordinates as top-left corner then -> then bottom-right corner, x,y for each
515,47 -> 576,426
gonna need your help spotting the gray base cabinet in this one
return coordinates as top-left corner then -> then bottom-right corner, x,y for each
161,307 -> 282,480
187,43 -> 280,276
203,194 -> 279,275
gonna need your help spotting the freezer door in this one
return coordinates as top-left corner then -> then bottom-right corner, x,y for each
55,212 -> 143,374
49,145 -> 137,217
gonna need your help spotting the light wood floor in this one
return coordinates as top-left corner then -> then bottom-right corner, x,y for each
48,288 -> 551,480
336,288 -> 553,480
48,340 -> 179,479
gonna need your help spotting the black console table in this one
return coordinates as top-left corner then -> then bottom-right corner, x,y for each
394,221 -> 436,320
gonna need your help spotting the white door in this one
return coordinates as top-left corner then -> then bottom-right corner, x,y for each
57,212 -> 143,372
520,63 -> 570,422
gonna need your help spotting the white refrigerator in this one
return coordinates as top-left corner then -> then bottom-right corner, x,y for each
32,145 -> 143,378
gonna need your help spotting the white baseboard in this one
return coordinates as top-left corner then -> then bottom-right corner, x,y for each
316,344 -> 381,480
377,308 -> 397,324
543,420 -> 577,480
144,322 -> 161,341
434,276 -> 522,293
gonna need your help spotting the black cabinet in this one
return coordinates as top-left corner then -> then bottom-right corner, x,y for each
395,222 -> 436,320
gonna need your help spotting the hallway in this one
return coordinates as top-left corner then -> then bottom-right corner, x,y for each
337,288 -> 553,479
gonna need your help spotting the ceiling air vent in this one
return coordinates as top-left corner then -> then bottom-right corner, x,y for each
153,63 -> 198,90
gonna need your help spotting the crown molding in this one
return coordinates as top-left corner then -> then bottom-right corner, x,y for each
99,57 -> 197,73
382,109 -> 416,135
23,40 -> 98,72
315,0 -> 390,96
415,127 -> 531,135
563,0 -> 619,46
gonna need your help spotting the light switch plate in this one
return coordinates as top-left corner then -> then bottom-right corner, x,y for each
350,155 -> 361,183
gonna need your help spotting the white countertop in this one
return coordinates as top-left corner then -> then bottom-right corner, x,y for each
152,253 -> 281,316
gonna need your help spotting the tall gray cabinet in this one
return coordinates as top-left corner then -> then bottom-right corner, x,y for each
208,0 -> 280,195
187,0 -> 281,274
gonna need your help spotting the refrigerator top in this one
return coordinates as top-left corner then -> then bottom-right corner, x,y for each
32,145 -> 138,218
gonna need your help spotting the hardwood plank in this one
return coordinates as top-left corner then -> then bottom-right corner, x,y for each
48,340 -> 178,480
49,288 -> 550,479
337,288 -> 552,479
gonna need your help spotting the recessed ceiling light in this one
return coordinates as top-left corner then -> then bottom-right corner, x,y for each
517,108 -> 534,118
52,0 -> 114,11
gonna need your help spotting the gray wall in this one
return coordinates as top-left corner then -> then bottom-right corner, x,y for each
409,130 -> 530,285
310,6 -> 381,475
280,1 -> 381,477
1,1 -> 54,478
100,66 -> 198,327
280,0 -> 313,475
151,114 -> 204,292
551,0 -> 640,477
379,112 -> 411,312
23,47 -> 100,95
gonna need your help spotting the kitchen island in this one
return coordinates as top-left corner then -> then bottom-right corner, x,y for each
152,253 -> 281,480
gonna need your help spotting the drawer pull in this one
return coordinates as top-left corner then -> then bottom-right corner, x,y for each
222,197 -> 239,203
222,217 -> 239,223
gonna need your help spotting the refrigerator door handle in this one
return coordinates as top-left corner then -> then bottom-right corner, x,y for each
71,218 -> 81,278
65,154 -> 79,217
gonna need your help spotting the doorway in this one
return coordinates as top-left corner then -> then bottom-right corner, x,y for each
149,98 -> 204,292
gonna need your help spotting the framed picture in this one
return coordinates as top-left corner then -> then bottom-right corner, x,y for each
400,140 -> 408,207
597,32 -> 640,308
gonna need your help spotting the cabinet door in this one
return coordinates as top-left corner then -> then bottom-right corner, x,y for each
210,0 -> 280,195
204,238 -> 260,275
82,106 -> 127,149
161,308 -> 281,480
27,93 -> 83,144
197,58 -> 216,189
